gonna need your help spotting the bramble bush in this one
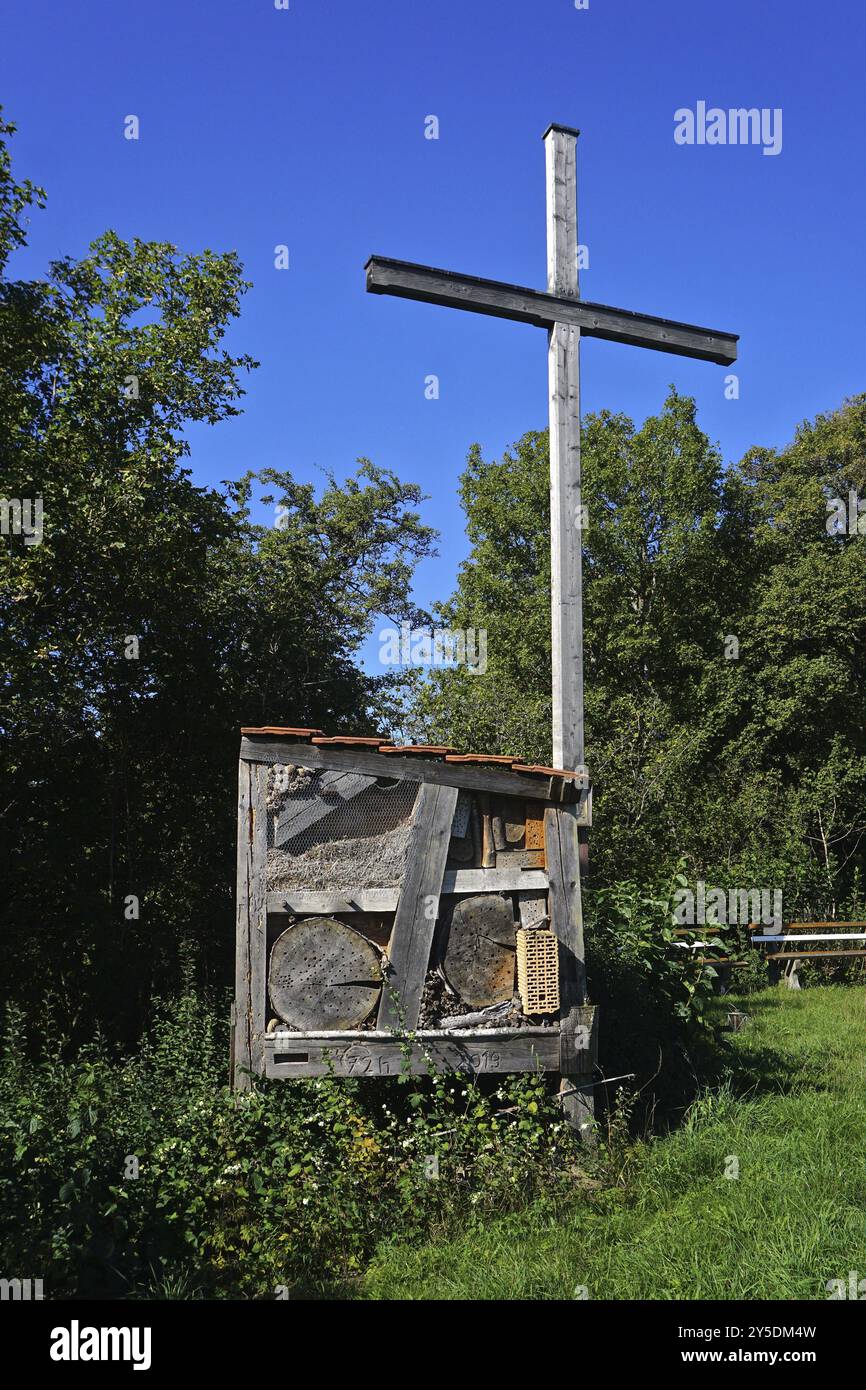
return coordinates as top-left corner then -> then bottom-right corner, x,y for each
0,877 -> 747,1299
0,986 -> 580,1299
584,870 -> 731,1125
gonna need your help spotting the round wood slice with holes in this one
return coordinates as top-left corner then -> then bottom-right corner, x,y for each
268,918 -> 382,1030
441,893 -> 517,1008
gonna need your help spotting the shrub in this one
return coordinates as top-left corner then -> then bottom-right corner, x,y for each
0,990 -> 580,1298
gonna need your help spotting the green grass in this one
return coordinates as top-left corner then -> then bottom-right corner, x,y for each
360,986 -> 866,1300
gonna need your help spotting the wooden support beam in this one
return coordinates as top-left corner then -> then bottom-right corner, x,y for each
442,867 -> 548,894
544,804 -> 587,1006
268,889 -> 399,915
265,869 -> 550,917
377,783 -> 459,1030
549,327 -> 583,767
545,801 -> 594,1140
240,735 -> 588,807
545,124 -> 584,772
234,759 -> 268,1088
263,1028 -> 567,1078
365,256 -> 738,365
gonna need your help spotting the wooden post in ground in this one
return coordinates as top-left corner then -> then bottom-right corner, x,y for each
234,758 -> 268,1089
546,802 -> 596,1140
544,124 -> 593,1138
545,123 -> 585,776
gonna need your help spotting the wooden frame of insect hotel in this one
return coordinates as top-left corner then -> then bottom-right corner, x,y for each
233,727 -> 597,1124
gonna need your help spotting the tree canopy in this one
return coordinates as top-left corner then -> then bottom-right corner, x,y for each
0,112 -> 436,1035
411,390 -> 866,916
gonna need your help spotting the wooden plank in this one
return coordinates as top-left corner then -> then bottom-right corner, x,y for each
273,770 -> 372,846
765,950 -> 866,960
240,725 -> 323,738
478,791 -> 496,867
239,736 -> 583,801
545,803 -> 587,1006
517,891 -> 548,929
525,801 -> 546,851
493,848 -> 546,870
266,1026 -> 558,1040
262,1028 -> 565,1078
234,759 -> 268,1089
545,801 -> 593,1137
545,125 -> 584,772
365,256 -> 738,365
268,889 -> 400,915
784,921 -> 866,928
377,783 -> 459,1030
559,1003 -> 598,1074
491,799 -> 507,852
442,867 -> 548,894
549,318 -> 583,770
546,123 -> 579,297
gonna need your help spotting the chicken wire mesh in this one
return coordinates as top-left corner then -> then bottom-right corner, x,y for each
264,760 -> 419,892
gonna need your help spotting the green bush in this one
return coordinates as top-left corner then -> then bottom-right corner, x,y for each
0,989 -> 579,1299
584,873 -> 727,1126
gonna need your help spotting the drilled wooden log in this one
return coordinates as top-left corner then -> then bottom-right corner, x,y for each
442,894 -> 517,1008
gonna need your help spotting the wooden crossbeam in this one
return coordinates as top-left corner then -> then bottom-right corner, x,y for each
365,256 -> 738,366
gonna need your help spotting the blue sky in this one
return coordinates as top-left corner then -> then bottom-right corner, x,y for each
3,0 -> 865,672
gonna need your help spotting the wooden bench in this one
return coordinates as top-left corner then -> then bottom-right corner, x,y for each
749,923 -> 866,988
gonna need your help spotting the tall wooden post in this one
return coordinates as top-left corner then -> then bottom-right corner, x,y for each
544,124 -> 594,1140
544,123 -> 584,774
234,757 -> 268,1089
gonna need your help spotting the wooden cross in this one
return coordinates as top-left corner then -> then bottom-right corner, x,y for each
366,124 -> 738,775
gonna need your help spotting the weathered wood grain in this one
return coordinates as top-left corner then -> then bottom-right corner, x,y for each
377,783 -> 459,1030
545,124 -> 584,772
267,888 -> 400,915
442,867 -> 548,894
365,256 -> 738,365
266,869 -> 550,915
517,890 -> 548,929
239,736 -> 583,802
262,1028 -> 566,1078
234,759 -> 268,1089
544,803 -> 587,1005
546,123 -> 579,297
546,801 -> 594,1138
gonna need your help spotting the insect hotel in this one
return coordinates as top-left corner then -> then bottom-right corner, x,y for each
233,123 -> 737,1136
234,728 -> 596,1127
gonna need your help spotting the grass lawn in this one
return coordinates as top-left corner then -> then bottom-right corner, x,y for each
360,986 -> 866,1300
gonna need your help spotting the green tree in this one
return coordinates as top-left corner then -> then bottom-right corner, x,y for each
411,388 -> 866,915
0,112 -> 436,1038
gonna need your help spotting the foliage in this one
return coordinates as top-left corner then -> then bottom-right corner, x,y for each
0,986 -> 578,1299
0,111 -> 436,1039
409,392 -> 866,916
